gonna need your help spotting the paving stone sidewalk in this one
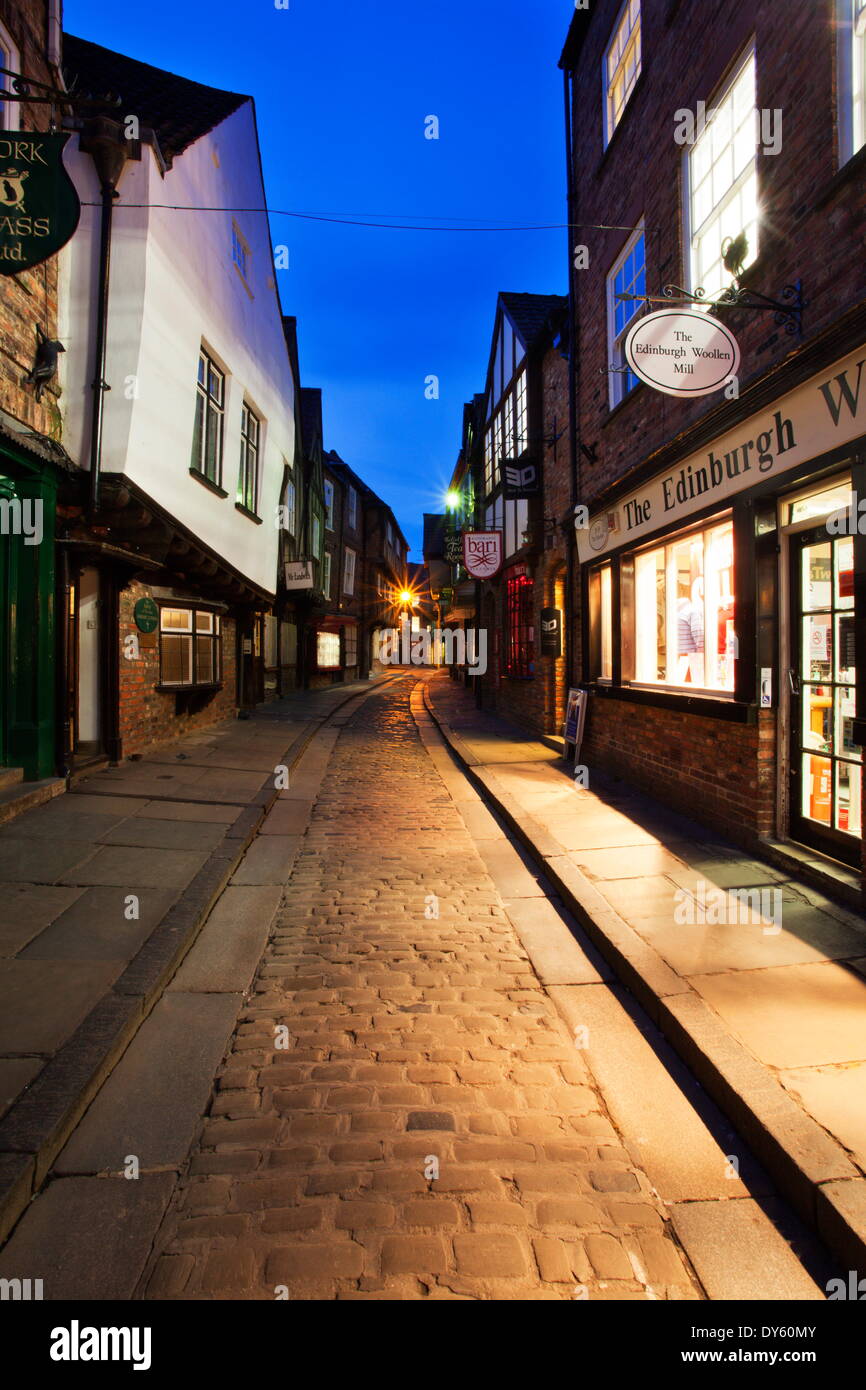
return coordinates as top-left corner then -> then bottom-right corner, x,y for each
420,671 -> 866,1265
143,679 -> 700,1300
0,678 -> 389,1228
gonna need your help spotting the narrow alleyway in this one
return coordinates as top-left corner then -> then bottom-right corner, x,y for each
142,678 -> 699,1299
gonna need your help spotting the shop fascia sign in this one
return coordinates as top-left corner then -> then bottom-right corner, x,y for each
624,309 -> 740,398
578,344 -> 866,564
0,133 -> 80,273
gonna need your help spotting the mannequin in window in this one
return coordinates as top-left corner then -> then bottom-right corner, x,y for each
677,577 -> 704,685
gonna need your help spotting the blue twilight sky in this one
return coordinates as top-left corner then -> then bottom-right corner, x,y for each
65,0 -> 574,558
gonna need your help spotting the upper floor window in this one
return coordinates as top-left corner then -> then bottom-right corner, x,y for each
840,0 -> 866,163
231,221 -> 251,290
237,403 -> 260,515
0,23 -> 20,133
311,513 -> 322,560
604,0 -> 642,146
324,480 -> 335,530
343,547 -> 356,596
322,550 -> 332,599
191,349 -> 225,486
282,471 -> 296,536
484,368 -> 528,497
686,49 -> 758,300
607,226 -> 646,408
346,485 -> 358,531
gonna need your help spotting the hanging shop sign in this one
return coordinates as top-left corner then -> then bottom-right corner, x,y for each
578,343 -> 866,564
0,133 -> 80,274
133,597 -> 159,634
463,531 -> 503,579
284,560 -> 313,590
501,459 -> 541,498
624,309 -> 740,399
540,607 -> 562,658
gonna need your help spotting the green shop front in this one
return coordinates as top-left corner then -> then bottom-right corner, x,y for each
0,433 -> 58,781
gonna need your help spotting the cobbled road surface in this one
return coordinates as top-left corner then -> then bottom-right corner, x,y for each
144,679 -> 699,1301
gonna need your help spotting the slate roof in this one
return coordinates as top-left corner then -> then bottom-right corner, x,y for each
62,34 -> 249,166
500,293 -> 568,348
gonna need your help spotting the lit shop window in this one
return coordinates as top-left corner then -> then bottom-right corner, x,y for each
686,50 -> 758,300
160,608 -> 221,687
317,631 -> 340,669
604,0 -> 642,146
607,227 -> 646,407
589,566 -> 614,680
505,572 -> 534,679
628,520 -> 735,692
191,350 -> 225,486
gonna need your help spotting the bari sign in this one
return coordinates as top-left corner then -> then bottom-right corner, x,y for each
0,133 -> 81,273
624,308 -> 740,398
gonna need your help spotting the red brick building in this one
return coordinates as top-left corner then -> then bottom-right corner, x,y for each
561,0 -> 866,900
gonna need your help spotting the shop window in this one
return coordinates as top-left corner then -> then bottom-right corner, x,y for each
505,572 -> 534,679
345,625 -> 358,666
237,403 -> 260,515
316,631 -> 340,669
603,0 -> 642,146
589,565 -> 614,680
191,350 -> 225,486
625,520 -> 735,692
160,607 -> 221,688
686,49 -> 758,300
607,227 -> 645,407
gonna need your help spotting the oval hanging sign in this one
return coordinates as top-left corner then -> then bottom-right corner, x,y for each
624,308 -> 740,398
0,133 -> 81,274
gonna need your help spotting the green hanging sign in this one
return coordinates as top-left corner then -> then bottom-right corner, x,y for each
0,132 -> 81,274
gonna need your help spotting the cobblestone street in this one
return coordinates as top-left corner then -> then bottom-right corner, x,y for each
144,679 -> 699,1301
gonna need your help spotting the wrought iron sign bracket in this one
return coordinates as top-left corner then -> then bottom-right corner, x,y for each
0,66 -> 122,116
616,277 -> 807,338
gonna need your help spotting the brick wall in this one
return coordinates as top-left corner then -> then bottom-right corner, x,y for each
0,0 -> 62,443
583,699 -> 776,845
569,0 -> 864,511
118,581 -> 238,756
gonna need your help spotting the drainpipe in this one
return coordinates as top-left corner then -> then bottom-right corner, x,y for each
79,118 -> 128,517
55,539 -> 72,779
563,66 -> 580,693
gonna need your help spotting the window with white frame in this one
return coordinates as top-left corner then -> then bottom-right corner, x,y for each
323,480 -> 334,530
191,349 -> 225,486
607,226 -> 646,407
603,0 -> 641,147
343,547 -> 356,596
282,472 -> 296,536
346,485 -> 358,531
686,49 -> 758,300
322,550 -> 332,599
840,0 -> 866,162
237,403 -> 260,514
311,513 -> 322,560
160,607 -> 222,688
0,23 -> 20,132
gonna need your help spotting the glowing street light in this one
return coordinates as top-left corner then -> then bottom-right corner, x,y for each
446,490 -> 461,511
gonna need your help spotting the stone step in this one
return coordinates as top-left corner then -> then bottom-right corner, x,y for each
0,777 -> 66,827
0,767 -> 23,793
